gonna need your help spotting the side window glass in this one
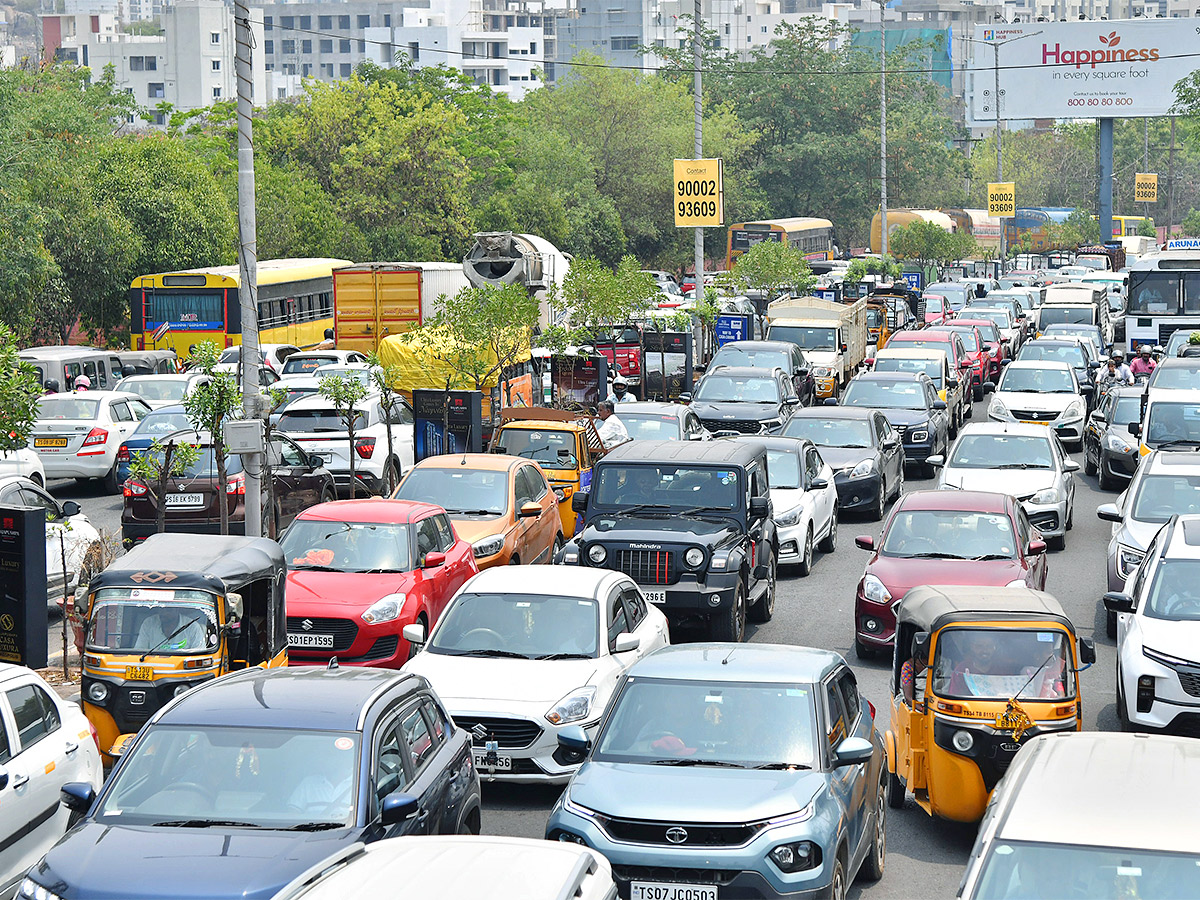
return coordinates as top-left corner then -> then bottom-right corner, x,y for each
416,518 -> 440,561
433,515 -> 455,551
1016,508 -> 1031,549
111,402 -> 131,423
608,590 -> 629,650
19,488 -> 58,521
621,587 -> 646,627
824,681 -> 847,752
0,707 -> 10,764
836,669 -> 861,725
84,361 -> 99,385
421,698 -> 447,746
514,468 -> 535,506
276,439 -> 304,467
401,704 -> 436,775
528,466 -> 548,500
7,684 -> 57,751
131,400 -> 150,420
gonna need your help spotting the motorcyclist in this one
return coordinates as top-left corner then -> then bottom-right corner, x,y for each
1130,345 -> 1157,378
1096,357 -> 1131,397
608,375 -> 636,404
1110,349 -> 1134,383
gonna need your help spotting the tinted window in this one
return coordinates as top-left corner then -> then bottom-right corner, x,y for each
416,518 -> 441,561
836,669 -> 861,724
824,681 -> 846,750
7,683 -> 59,750
432,515 -> 455,551
401,704 -> 436,774
422,698 -> 447,745
0,711 -> 10,764
621,586 -> 646,627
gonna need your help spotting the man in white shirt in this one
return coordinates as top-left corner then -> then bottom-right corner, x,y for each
135,606 -> 209,652
596,400 -> 630,449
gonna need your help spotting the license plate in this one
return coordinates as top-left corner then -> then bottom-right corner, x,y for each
630,883 -> 717,900
1020,420 -> 1051,426
287,632 -> 334,648
125,665 -> 154,681
315,452 -> 333,462
165,492 -> 205,507
34,437 -> 68,448
472,753 -> 512,771
644,589 -> 666,604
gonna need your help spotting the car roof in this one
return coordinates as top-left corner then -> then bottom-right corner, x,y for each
1159,515 -> 1200,558
995,732 -> 1200,854
703,366 -> 781,378
461,565 -> 626,599
874,348 -> 948,362
297,499 -> 444,524
897,488 -> 1011,512
1144,450 -> 1200,474
41,390 -> 138,401
891,330 -> 952,342
897,585 -> 1069,631
282,393 -> 381,411
619,402 -> 685,417
412,453 -> 523,472
729,435 -> 813,453
143,404 -> 187,415
117,374 -> 197,381
1146,387 -> 1200,403
0,475 -> 41,492
954,422 -> 1057,439
602,440 -> 763,465
713,341 -> 796,353
1156,357 -> 1200,369
19,346 -> 111,359
628,642 -> 842,683
849,371 -> 929,384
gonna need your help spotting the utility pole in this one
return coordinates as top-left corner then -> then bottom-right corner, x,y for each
234,0 -> 263,537
994,41 -> 1004,276
1144,118 -> 1150,222
1168,116 -> 1177,240
879,0 -> 888,260
692,0 -> 704,302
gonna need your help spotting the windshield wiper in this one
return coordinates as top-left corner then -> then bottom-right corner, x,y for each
155,819 -> 262,828
445,508 -> 499,516
753,762 -> 813,770
1154,440 -> 1200,450
902,551 -> 966,560
677,506 -> 734,519
971,554 -> 1013,561
281,821 -> 345,831
536,652 -> 593,660
650,758 -> 745,768
993,463 -> 1050,469
460,648 -> 532,659
357,568 -> 407,574
617,504 -> 672,516
289,564 -> 342,572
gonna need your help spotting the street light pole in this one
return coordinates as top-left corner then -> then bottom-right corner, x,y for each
993,41 -> 1004,276
879,0 -> 888,260
692,0 -> 703,302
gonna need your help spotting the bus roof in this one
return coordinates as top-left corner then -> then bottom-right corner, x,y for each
130,258 -> 353,290
732,217 -> 833,231
1126,250 -> 1200,271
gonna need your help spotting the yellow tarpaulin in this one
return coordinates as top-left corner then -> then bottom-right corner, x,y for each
376,328 -> 532,399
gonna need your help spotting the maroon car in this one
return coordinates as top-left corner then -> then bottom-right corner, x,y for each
852,490 -> 1047,659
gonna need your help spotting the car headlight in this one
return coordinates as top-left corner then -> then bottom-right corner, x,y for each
988,398 -> 1010,418
1061,401 -> 1085,421
1118,544 -> 1145,577
1104,433 -> 1135,453
952,729 -> 975,752
862,574 -> 891,605
684,547 -> 706,568
472,535 -> 506,560
760,419 -> 781,432
545,686 -> 596,725
812,367 -> 832,378
1031,487 -> 1060,505
775,507 -> 801,527
587,544 -> 607,565
362,593 -> 407,624
769,841 -> 822,874
87,681 -> 109,703
173,682 -> 192,698
20,879 -> 66,900
850,459 -> 875,478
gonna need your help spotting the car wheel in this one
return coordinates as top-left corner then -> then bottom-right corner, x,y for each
710,580 -> 746,642
829,854 -> 847,900
551,533 -> 565,564
819,506 -> 837,553
859,773 -> 887,882
30,471 -> 43,487
887,770 -> 906,809
892,465 -> 904,502
1084,444 -> 1097,476
872,485 -> 886,521
798,526 -> 813,577
749,549 -> 776,623
407,614 -> 427,662
854,637 -> 875,660
1098,459 -> 1116,491
1106,608 -> 1117,640
102,460 -> 120,494
1066,502 -> 1074,531
1048,533 -> 1066,551
319,485 -> 335,505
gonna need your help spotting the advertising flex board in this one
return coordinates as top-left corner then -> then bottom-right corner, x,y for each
970,20 -> 1195,120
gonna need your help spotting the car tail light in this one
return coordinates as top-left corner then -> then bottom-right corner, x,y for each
88,719 -> 101,754
865,698 -> 876,721
117,445 -> 130,461
354,437 -> 376,459
226,473 -> 246,495
82,427 -> 108,447
124,481 -> 147,497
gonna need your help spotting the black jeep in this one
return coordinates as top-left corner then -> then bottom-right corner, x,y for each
559,440 -> 777,642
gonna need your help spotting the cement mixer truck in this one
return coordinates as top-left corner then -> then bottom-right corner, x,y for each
462,231 -> 572,328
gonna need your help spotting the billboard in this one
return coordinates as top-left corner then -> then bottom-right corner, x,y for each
970,20 -> 1195,120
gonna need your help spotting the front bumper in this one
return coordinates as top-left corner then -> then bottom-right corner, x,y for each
902,438 -> 936,464
987,413 -> 1084,443
287,619 -> 410,668
561,556 -> 740,619
451,709 -> 600,784
833,471 -> 884,512
1019,497 -> 1068,539
776,520 -> 807,564
1100,446 -> 1139,481
855,588 -> 898,649
1121,650 -> 1200,732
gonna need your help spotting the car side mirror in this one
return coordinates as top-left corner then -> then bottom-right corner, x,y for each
833,736 -> 873,768
380,791 -> 420,826
307,454 -> 324,469
932,400 -> 948,410
401,623 -> 426,648
840,343 -> 848,353
1089,361 -> 1102,369
809,477 -> 828,490
983,381 -> 995,394
571,492 -> 589,514
1026,539 -> 1047,556
518,501 -> 541,518
854,535 -> 875,551
613,633 -> 640,653
959,360 -> 973,369
1079,638 -> 1096,666
795,367 -> 809,378
1127,422 -> 1141,436
1103,592 -> 1135,614
948,378 -> 959,388
1096,503 -> 1122,523
749,496 -> 770,519
1063,459 -> 1081,473
822,398 -> 838,407
926,455 -> 944,467
61,500 -> 82,517
60,782 -> 96,813
422,551 -> 445,568
678,392 -> 693,403
558,724 -> 590,754
784,397 -> 801,406
1089,410 -> 1104,423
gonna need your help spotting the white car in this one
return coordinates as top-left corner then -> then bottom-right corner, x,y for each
278,350 -> 369,377
987,360 -> 1087,447
401,566 -> 669,784
1107,514 -> 1200,731
29,391 -> 153,492
0,476 -> 103,608
0,449 -> 45,487
0,663 -> 103,896
965,306 -> 1021,355
931,422 -> 1078,550
276,392 -> 414,495
216,342 -> 301,372
113,373 -> 211,410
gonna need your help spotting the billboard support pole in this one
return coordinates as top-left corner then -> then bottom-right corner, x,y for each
1099,118 -> 1114,247
993,41 -> 1004,276
879,0 -> 888,260
692,0 -> 703,307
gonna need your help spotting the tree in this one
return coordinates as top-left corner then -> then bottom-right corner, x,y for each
889,222 -> 977,269
725,240 -> 815,304
843,256 -> 902,286
0,326 -> 44,452
182,341 -> 242,535
318,373 -> 370,499
366,352 -> 405,494
127,436 -> 201,535
1181,209 -> 1200,237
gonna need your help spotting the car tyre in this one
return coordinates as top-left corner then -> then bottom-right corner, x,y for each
710,580 -> 746,642
30,471 -> 43,487
384,460 -> 401,497
1084,445 -> 1097,476
829,854 -> 847,900
892,465 -> 904,502
1066,502 -> 1074,531
1048,533 -> 1066,551
819,506 -> 837,553
1106,608 -> 1117,639
319,485 -> 335,506
749,549 -> 775,623
887,770 -> 906,809
1098,460 -> 1116,491
550,533 -> 565,564
854,637 -> 875,660
872,485 -> 886,521
859,774 -> 886,882
102,460 -> 120,494
973,384 -> 984,402
798,526 -> 814,577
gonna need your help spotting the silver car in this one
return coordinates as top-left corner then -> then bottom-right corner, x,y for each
931,422 -> 1078,550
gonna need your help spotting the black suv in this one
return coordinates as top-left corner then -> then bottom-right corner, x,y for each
559,440 -> 777,642
683,365 -> 801,436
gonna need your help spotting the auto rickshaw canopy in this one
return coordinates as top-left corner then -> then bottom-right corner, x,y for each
90,533 -> 286,598
897,585 -> 1075,636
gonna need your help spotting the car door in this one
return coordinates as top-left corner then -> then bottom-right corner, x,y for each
621,584 -> 668,654
811,447 -> 837,528
108,400 -> 138,447
18,485 -> 72,604
1013,504 -> 1045,588
834,667 -> 873,860
822,675 -> 860,865
275,435 -> 321,521
386,399 -> 416,472
395,700 -> 449,834
873,414 -> 901,489
518,465 -> 557,562
926,382 -> 948,450
433,513 -> 474,599
748,462 -> 770,576
804,447 -> 832,536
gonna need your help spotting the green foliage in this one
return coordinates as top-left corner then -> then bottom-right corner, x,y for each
1181,209 -> 1200,237
318,372 -> 370,498
182,341 -> 242,533
0,327 -> 44,453
843,256 -> 901,286
889,221 -> 976,267
1044,208 -> 1100,249
365,351 -> 405,493
726,240 -> 815,301
128,436 -> 201,533
555,256 -> 658,335
1137,218 -> 1157,238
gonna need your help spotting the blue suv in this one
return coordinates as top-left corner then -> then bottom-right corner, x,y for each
23,666 -> 481,900
546,643 -> 887,899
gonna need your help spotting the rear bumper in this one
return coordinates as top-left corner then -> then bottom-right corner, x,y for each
122,519 -> 246,544
39,452 -> 113,479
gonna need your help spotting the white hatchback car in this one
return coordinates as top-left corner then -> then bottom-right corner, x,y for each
0,664 -> 103,896
0,449 -> 46,487
29,391 -> 152,492
402,566 -> 669,784
987,360 -> 1087,448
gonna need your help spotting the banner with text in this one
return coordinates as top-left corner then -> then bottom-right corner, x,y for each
988,182 -> 1016,217
674,159 -> 724,227
1135,173 -> 1158,203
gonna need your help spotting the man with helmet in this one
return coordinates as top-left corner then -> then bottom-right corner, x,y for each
1110,349 -> 1133,383
1130,345 -> 1157,378
608,375 -> 635,404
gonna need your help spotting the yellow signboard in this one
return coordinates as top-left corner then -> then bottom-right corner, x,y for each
674,158 -> 724,227
1135,172 -> 1158,203
987,182 -> 1016,217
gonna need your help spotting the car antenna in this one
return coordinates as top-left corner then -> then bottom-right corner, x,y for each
460,425 -> 471,465
721,646 -> 736,665
327,657 -> 339,669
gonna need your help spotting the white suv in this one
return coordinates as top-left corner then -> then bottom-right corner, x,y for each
276,393 -> 414,495
1106,514 -> 1200,732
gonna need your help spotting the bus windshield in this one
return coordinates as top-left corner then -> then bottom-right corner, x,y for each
1128,273 -> 1181,314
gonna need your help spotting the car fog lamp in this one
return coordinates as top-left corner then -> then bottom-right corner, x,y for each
173,683 -> 191,698
685,548 -> 705,568
87,681 -> 109,703
864,618 -> 880,633
587,544 -> 607,565
556,831 -> 587,845
709,594 -> 722,607
952,730 -> 975,753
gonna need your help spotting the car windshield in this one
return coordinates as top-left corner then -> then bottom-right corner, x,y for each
947,330 -> 980,352
765,449 -> 802,490
767,325 -> 837,351
1149,364 -> 1200,390
873,357 -> 942,387
948,434 -> 1054,469
930,628 -> 1074,701
711,348 -> 788,370
277,408 -> 367,433
594,464 -> 741,512
998,367 -> 1075,393
1130,474 -> 1200,523
622,414 -> 684,441
494,428 -> 578,468
177,447 -> 244,478
94,724 -> 360,828
969,310 -> 1012,329
1144,560 -> 1200,621
783,417 -> 873,448
396,467 -> 509,516
117,378 -> 189,403
1110,396 -> 1142,427
1038,306 -> 1094,327
131,410 -> 193,438
881,509 -> 1017,560
428,592 -> 598,658
86,589 -> 219,655
281,520 -> 412,572
38,397 -> 100,420
281,356 -> 337,375
972,839 -> 1200,900
1145,402 -> 1200,448
594,678 -> 818,769
317,367 -> 373,386
842,379 -> 926,410
694,375 -> 781,404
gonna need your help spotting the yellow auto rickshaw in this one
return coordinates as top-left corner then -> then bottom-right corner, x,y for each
79,533 -> 288,762
885,585 -> 1095,823
488,408 -> 607,538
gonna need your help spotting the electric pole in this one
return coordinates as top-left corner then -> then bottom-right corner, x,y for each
693,0 -> 704,301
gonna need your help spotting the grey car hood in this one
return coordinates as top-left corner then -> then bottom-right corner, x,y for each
1118,516 -> 1166,552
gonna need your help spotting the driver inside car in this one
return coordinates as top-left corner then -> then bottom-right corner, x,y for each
135,605 -> 209,652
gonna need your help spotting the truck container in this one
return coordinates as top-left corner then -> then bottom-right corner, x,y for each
765,296 -> 868,399
333,262 -> 470,356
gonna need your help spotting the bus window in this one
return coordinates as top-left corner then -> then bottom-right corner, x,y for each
1128,274 -> 1180,315
1185,275 -> 1200,315
149,293 -> 224,327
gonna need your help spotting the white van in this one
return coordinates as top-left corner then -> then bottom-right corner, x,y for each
1039,283 -> 1112,344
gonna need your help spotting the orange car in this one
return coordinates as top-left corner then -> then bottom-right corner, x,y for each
392,453 -> 563,568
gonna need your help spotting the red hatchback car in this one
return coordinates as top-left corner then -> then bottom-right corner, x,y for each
851,490 -> 1048,659
929,323 -> 989,401
953,317 -> 1007,384
280,499 -> 478,667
